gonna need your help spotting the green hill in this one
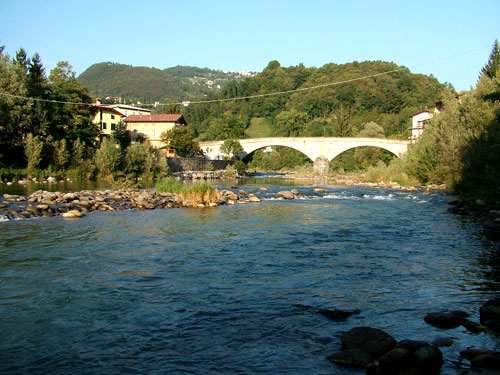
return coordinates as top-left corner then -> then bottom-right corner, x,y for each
77,63 -> 251,103
180,60 -> 452,141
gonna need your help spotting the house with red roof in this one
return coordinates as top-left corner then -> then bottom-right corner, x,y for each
123,114 -> 187,149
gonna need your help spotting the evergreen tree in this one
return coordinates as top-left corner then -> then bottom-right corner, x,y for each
0,48 -> 29,165
26,53 -> 50,136
480,40 -> 500,79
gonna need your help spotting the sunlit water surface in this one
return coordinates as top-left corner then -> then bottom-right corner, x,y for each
1,183 -> 499,374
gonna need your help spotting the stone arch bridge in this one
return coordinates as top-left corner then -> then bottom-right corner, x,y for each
199,137 -> 410,174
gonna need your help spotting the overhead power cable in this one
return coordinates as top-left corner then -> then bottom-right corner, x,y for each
0,45 -> 489,108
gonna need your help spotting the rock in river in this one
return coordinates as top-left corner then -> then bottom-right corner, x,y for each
62,210 -> 84,219
276,191 -> 295,200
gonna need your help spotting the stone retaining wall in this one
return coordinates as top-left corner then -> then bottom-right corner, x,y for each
166,157 -> 234,172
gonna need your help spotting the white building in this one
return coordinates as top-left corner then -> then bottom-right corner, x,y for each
409,103 -> 442,140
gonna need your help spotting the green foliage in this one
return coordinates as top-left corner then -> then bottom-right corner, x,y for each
48,61 -> 97,144
113,120 -> 131,149
233,160 -> 247,175
404,50 -> 500,206
124,142 -> 151,178
160,127 -> 202,157
155,177 -> 218,205
245,117 -> 272,138
156,177 -> 183,193
274,109 -> 309,136
151,149 -> 169,177
71,138 -> 85,167
203,114 -> 248,140
24,133 -> 43,171
183,60 -> 446,142
219,139 -> 244,159
480,39 -> 500,80
94,137 -> 122,176
246,146 -> 311,171
364,157 -> 417,186
53,138 -> 70,170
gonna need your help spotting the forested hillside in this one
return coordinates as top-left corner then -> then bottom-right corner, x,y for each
77,63 -> 252,103
179,60 -> 452,141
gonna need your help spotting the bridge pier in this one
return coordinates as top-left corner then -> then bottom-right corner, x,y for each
313,156 -> 329,175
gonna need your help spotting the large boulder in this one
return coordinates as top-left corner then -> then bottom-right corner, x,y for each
367,347 -> 413,374
413,345 -> 443,373
480,298 -> 500,324
276,191 -> 295,200
220,190 -> 239,202
341,327 -> 397,358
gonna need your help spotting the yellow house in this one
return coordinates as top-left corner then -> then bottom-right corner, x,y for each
92,105 -> 125,140
123,114 -> 187,148
91,98 -> 153,142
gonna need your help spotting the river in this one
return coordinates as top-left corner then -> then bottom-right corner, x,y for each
1,179 -> 499,374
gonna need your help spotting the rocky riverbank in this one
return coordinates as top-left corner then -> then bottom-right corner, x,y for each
0,185 -> 273,220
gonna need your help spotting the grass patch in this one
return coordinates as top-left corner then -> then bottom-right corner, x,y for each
156,178 -> 219,206
245,117 -> 272,138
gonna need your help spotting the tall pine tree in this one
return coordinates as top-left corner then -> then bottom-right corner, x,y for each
480,40 -> 500,79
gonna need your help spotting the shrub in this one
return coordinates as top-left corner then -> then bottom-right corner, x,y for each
94,138 -> 122,176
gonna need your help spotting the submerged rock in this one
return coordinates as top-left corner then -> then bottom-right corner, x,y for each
327,348 -> 374,368
313,188 -> 329,194
318,308 -> 360,321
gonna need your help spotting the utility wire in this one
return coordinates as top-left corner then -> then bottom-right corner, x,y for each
0,45 -> 489,108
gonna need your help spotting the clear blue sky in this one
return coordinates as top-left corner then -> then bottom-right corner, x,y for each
1,0 -> 498,92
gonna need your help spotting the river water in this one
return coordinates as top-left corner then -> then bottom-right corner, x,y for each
1,180 -> 499,374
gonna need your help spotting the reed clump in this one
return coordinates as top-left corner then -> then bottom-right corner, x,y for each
155,178 -> 219,206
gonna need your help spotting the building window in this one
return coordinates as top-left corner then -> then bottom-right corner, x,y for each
111,115 -> 115,119
111,123 -> 116,131
102,123 -> 107,129
151,130 -> 155,137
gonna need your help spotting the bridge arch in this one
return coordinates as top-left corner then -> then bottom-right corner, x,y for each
323,141 -> 405,162
239,143 -> 314,162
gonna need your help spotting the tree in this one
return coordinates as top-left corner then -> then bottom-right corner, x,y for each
94,137 -> 122,176
480,40 -> 500,79
124,142 -> 151,178
0,48 -> 29,165
160,127 -> 203,157
71,138 -> 85,167
220,139 -> 244,159
24,133 -> 43,171
359,122 -> 385,138
112,120 -> 131,149
48,61 -> 97,144
53,138 -> 70,170
354,122 -> 391,168
274,109 -> 309,137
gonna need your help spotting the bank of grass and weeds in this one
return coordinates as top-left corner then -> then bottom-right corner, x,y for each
155,177 -> 219,206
